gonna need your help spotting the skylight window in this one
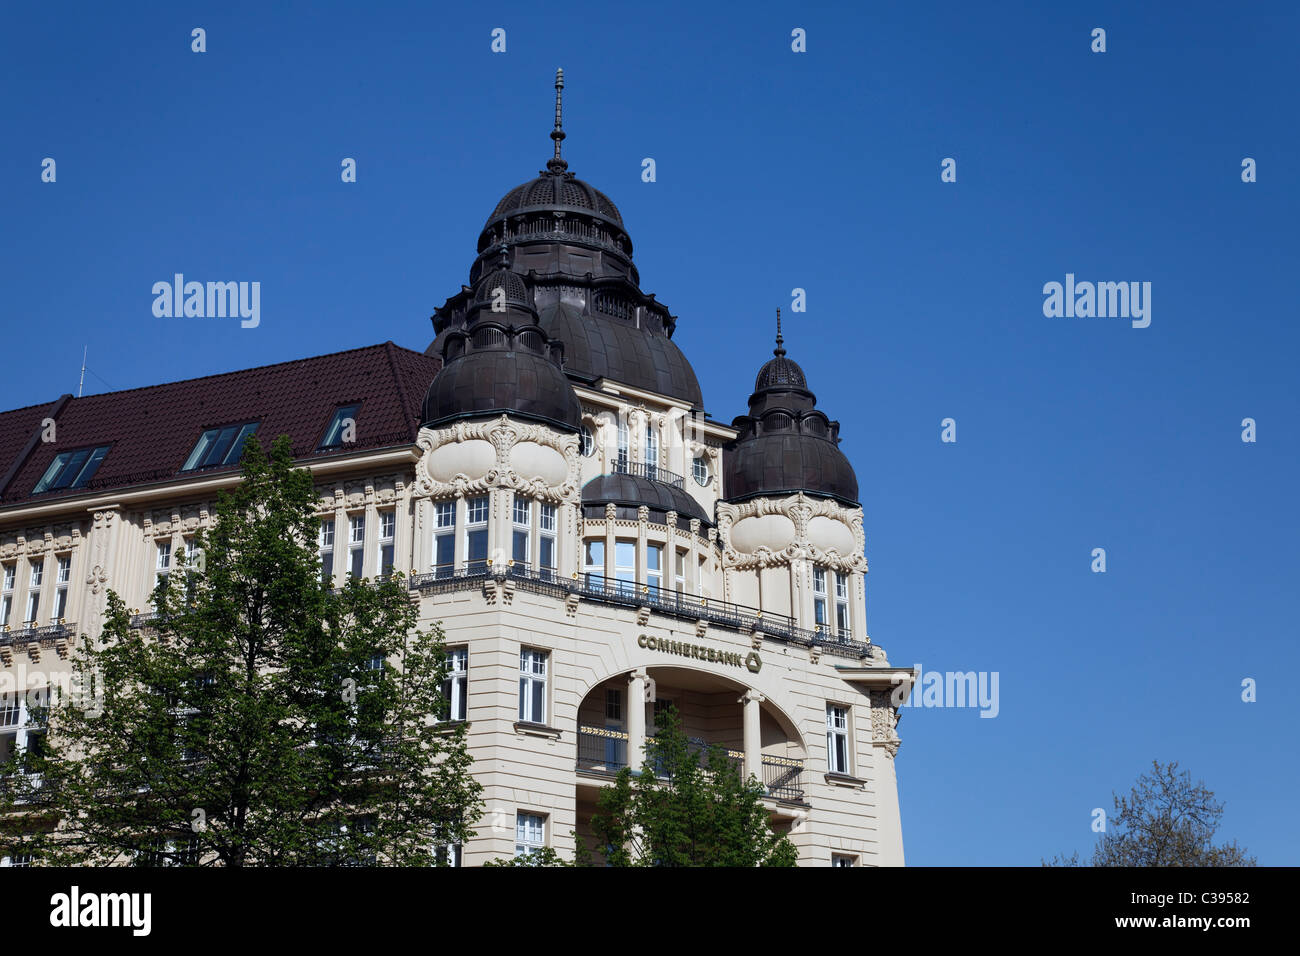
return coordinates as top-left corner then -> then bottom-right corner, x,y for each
33,445 -> 111,493
181,422 -> 259,471
318,404 -> 361,450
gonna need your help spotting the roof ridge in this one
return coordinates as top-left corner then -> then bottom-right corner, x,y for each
0,342 -> 437,415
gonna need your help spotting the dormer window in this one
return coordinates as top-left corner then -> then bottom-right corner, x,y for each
32,445 -> 110,493
181,422 -> 259,472
318,403 -> 361,450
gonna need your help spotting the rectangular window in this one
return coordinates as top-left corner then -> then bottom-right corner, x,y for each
466,496 -> 489,572
616,418 -> 629,471
52,555 -> 71,621
434,843 -> 462,867
319,519 -> 335,585
614,540 -> 636,594
834,572 -> 851,640
518,649 -> 548,725
605,688 -> 623,722
183,538 -> 200,602
181,422 -> 259,472
25,560 -> 43,623
1,563 -> 15,628
583,539 -> 604,586
813,567 -> 828,629
514,812 -> 545,858
318,403 -> 361,450
511,497 -> 530,566
645,428 -> 658,479
831,854 -> 856,867
675,550 -> 686,595
348,515 -> 365,578
441,648 -> 468,722
646,544 -> 662,591
33,445 -> 110,493
433,502 -> 455,576
826,704 -> 850,775
538,504 -> 556,577
379,510 -> 395,577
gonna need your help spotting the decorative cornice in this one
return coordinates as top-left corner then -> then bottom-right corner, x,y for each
413,414 -> 580,504
716,491 -> 867,573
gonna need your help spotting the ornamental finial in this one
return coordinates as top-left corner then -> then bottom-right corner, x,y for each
547,68 -> 568,172
774,308 -> 786,357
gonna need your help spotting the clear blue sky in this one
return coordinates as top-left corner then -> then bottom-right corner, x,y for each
2,1 -> 1296,865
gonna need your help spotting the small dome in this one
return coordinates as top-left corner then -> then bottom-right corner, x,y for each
421,348 -> 581,432
582,473 -> 710,525
755,354 -> 807,391
472,267 -> 530,309
724,433 -> 858,505
723,318 -> 859,506
489,169 -> 623,228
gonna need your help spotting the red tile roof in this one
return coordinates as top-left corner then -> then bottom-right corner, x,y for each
0,342 -> 442,510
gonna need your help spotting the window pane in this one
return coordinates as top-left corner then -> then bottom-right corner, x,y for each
72,446 -> 109,488
182,430 -> 216,471
467,529 -> 488,569
512,529 -> 528,563
539,536 -> 554,570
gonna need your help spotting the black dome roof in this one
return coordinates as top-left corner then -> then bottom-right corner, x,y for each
582,473 -> 710,525
723,318 -> 859,506
421,341 -> 580,432
539,301 -> 703,408
724,432 -> 858,504
427,70 -> 704,410
489,169 -> 623,228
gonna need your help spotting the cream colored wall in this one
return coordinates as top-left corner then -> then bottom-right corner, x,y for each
0,409 -> 907,868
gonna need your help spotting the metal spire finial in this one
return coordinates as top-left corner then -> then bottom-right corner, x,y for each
774,308 -> 786,357
547,68 -> 568,172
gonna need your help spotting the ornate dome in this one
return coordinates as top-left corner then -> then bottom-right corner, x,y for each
489,169 -> 623,228
723,314 -> 859,506
471,265 -> 531,310
538,301 -> 703,408
421,343 -> 580,432
427,69 -> 704,411
581,473 -> 710,526
755,352 -> 807,391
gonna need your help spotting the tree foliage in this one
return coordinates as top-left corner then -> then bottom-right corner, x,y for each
0,435 -> 482,866
1044,760 -> 1255,867
588,706 -> 797,867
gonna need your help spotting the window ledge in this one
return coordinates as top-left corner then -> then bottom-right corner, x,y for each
514,721 -> 562,740
432,720 -> 470,735
824,771 -> 867,789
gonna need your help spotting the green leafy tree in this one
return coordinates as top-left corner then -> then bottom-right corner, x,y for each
0,435 -> 482,866
1044,760 -> 1256,867
588,706 -> 797,867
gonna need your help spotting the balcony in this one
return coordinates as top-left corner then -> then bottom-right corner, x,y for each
611,459 -> 684,489
409,564 -> 872,660
575,725 -> 807,804
0,621 -> 75,648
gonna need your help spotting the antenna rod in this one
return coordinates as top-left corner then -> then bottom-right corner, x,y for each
78,346 -> 87,397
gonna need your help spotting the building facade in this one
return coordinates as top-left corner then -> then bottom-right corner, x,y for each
0,74 -> 914,866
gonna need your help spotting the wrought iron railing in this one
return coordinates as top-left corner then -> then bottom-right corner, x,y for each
762,754 -> 807,802
576,725 -> 629,773
610,459 -> 685,489
0,621 -> 75,647
409,564 -> 871,659
576,727 -> 806,802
